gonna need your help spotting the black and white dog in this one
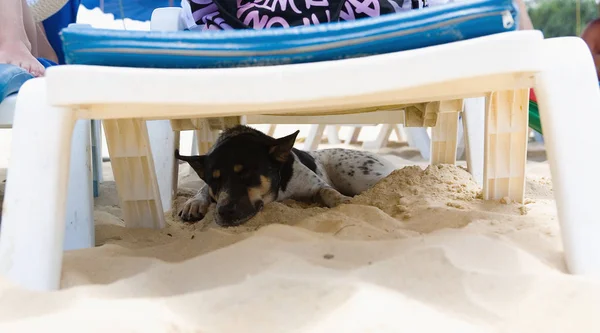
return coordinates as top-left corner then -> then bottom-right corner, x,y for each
176,125 -> 395,227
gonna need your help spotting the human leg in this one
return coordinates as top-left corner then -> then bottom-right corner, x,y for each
0,0 -> 45,76
515,0 -> 533,30
35,23 -> 58,64
42,0 -> 80,64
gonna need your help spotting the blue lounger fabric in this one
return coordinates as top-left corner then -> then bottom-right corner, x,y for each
0,65 -> 33,104
0,59 -> 57,104
60,0 -> 517,69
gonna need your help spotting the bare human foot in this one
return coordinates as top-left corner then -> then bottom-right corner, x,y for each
0,39 -> 45,77
0,0 -> 47,77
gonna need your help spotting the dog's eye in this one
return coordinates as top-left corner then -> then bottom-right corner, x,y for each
235,166 -> 253,179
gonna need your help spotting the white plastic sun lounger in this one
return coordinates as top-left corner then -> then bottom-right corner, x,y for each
1,0 -> 600,291
0,65 -> 94,251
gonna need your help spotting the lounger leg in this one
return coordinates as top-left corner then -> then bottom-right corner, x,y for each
267,124 -> 277,136
456,118 -> 465,160
190,131 -> 198,155
482,90 -> 529,203
147,120 -> 176,212
462,97 -> 486,187
172,130 -> 181,199
536,37 -> 600,275
0,79 -> 76,290
405,127 -> 431,160
91,119 -> 103,197
305,124 -> 325,151
430,111 -> 460,165
63,120 -> 94,251
103,118 -> 165,229
394,125 -> 407,143
187,122 -> 219,178
362,124 -> 393,150
343,126 -> 362,145
195,122 -> 219,155
325,126 -> 341,145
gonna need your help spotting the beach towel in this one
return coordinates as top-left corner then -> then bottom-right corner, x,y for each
0,60 -> 57,104
181,0 -> 457,30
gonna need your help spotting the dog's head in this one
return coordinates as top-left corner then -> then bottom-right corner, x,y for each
176,127 -> 299,227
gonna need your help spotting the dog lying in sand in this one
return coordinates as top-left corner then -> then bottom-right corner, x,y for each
175,125 -> 396,227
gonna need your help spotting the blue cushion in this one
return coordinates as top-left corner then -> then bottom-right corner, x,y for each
61,0 -> 517,69
0,65 -> 32,104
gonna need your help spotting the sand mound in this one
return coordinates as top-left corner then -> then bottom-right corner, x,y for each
2,161 -> 599,332
167,165 -> 493,235
90,164 -> 560,265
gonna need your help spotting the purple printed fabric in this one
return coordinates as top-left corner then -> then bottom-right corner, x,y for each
187,0 -> 420,30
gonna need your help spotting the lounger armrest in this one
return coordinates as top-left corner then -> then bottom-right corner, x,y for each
150,7 -> 184,32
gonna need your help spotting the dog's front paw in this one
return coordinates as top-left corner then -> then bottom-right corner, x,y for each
179,197 -> 210,223
317,188 -> 352,208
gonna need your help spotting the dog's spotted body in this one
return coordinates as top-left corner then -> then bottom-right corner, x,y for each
176,125 -> 396,227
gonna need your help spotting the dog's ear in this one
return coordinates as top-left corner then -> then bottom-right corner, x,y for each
269,130 -> 299,162
175,150 -> 206,179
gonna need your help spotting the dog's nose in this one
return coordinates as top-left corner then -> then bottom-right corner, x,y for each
217,205 -> 237,220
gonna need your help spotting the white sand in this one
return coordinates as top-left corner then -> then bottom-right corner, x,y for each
1,131 -> 599,332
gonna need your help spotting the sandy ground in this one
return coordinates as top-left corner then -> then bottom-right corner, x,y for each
1,124 -> 598,332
